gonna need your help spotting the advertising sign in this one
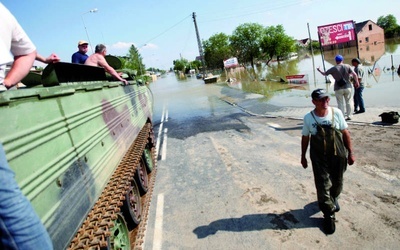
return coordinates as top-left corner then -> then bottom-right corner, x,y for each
318,20 -> 355,46
223,57 -> 239,68
285,74 -> 308,84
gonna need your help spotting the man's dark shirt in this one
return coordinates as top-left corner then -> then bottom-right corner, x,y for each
71,52 -> 88,64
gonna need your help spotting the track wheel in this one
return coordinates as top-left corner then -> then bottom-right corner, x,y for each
135,158 -> 148,195
122,180 -> 141,229
106,214 -> 131,250
142,147 -> 155,173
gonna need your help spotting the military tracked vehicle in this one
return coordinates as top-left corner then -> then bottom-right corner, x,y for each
0,57 -> 157,249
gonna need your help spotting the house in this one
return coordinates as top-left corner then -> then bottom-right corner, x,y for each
322,20 -> 385,65
355,20 -> 385,46
297,38 -> 311,47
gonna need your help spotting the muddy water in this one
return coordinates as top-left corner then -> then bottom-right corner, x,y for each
222,39 -> 400,108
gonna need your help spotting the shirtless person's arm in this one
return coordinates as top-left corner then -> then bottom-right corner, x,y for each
96,55 -> 128,85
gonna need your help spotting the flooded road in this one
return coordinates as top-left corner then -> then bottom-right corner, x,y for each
144,64 -> 399,250
149,40 -> 400,124
221,39 -> 400,108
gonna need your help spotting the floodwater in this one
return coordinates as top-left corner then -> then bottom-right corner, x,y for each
150,39 -> 400,122
222,39 -> 400,108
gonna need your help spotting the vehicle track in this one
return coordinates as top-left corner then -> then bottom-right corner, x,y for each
68,123 -> 157,250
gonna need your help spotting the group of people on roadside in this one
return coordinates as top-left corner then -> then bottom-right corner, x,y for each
317,54 -> 365,120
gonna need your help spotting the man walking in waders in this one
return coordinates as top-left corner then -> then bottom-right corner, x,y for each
301,89 -> 355,234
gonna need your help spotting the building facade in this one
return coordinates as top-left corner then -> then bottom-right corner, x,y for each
322,20 -> 385,65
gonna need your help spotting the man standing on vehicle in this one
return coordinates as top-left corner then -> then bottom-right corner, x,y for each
85,44 -> 128,85
71,40 -> 89,64
301,88 -> 355,234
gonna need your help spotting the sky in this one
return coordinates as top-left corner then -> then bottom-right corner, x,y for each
3,0 -> 400,70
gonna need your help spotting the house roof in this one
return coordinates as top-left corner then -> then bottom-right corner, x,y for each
355,20 -> 382,32
298,38 -> 310,45
355,20 -> 369,32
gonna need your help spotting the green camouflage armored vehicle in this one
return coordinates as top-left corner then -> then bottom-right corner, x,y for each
0,58 -> 157,249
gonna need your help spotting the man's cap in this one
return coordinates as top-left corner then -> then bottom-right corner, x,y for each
352,58 -> 361,64
335,54 -> 343,62
311,88 -> 329,100
78,40 -> 89,46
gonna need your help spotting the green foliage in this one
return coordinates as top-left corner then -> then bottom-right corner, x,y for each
147,67 -> 166,74
377,14 -> 400,38
191,60 -> 202,70
121,45 -> 146,75
230,23 -> 265,68
203,33 -> 232,70
261,25 -> 296,63
310,40 -> 320,50
173,58 -> 189,71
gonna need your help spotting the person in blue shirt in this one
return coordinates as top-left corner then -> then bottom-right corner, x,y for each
71,40 -> 89,64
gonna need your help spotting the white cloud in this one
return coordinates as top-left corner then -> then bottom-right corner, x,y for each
105,42 -> 159,56
109,42 -> 134,50
142,43 -> 158,50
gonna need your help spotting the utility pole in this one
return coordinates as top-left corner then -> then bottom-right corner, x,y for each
192,12 -> 206,78
307,23 -> 316,86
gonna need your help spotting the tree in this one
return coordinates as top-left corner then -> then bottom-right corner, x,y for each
122,45 -> 146,75
377,14 -> 400,38
203,33 -> 232,70
230,23 -> 265,69
173,58 -> 189,72
261,25 -> 296,64
191,60 -> 202,71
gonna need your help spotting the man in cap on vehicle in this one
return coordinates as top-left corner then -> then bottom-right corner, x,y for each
71,40 -> 89,64
301,88 -> 355,234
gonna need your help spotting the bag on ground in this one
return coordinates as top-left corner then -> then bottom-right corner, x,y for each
379,111 -> 399,123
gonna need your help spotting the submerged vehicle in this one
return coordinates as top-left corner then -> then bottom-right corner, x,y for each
0,57 -> 157,249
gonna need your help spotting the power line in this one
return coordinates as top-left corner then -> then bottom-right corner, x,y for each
142,14 -> 192,45
199,0 -> 322,23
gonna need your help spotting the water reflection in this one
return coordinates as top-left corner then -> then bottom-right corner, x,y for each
323,42 -> 385,66
221,39 -> 400,101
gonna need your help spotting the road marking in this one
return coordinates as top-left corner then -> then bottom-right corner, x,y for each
156,105 -> 166,156
267,122 -> 281,128
161,128 -> 168,160
152,193 -> 164,250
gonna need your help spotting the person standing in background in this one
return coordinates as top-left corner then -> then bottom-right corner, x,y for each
317,55 -> 359,120
352,58 -> 365,114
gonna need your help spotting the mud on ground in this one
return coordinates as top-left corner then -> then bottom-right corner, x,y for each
268,116 -> 400,233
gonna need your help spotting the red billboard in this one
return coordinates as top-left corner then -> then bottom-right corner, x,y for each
318,20 -> 355,46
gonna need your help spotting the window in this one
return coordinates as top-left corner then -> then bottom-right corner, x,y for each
369,24 -> 373,31
365,37 -> 369,43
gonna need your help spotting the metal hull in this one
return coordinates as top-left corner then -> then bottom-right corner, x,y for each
0,81 -> 153,249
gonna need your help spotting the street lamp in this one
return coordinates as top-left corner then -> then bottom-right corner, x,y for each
81,8 -> 98,53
